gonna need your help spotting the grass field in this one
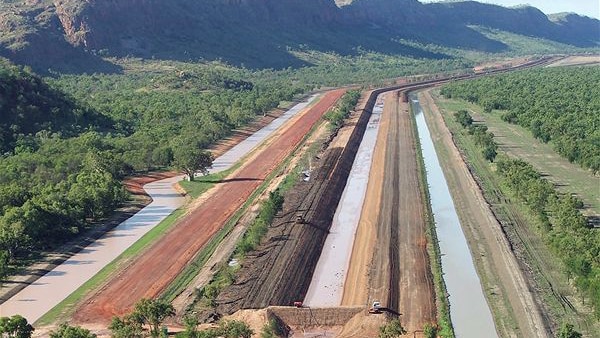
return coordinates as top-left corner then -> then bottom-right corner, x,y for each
433,92 -> 599,216
429,89 -> 600,336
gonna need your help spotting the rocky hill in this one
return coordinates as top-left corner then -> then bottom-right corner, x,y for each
0,0 -> 598,73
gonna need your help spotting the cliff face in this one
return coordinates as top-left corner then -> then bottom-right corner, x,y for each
341,0 -> 433,26
52,0 -> 342,52
0,0 -> 598,73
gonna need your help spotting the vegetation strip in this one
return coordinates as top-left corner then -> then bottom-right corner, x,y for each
436,96 -> 597,335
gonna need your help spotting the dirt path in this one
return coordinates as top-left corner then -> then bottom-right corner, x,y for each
73,89 -> 345,324
366,93 -> 436,332
419,90 -> 548,337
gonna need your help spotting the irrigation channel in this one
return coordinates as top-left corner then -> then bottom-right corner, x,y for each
303,97 -> 384,306
0,94 -> 319,323
410,92 -> 498,337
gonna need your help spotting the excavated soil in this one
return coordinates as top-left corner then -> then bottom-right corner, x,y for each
367,93 -> 436,332
215,91 -> 374,315
73,90 -> 345,324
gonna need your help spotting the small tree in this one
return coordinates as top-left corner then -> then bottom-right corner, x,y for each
0,315 -> 34,338
109,315 -> 145,338
132,298 -> 175,338
49,323 -> 95,338
217,320 -> 253,338
0,250 -> 9,286
378,318 -> 406,338
557,323 -> 582,338
173,147 -> 213,181
423,322 -> 438,338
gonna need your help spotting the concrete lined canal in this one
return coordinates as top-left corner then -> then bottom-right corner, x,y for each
411,93 -> 498,338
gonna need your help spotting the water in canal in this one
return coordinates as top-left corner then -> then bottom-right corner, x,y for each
410,93 -> 498,338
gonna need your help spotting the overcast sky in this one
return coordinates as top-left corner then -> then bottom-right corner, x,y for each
420,0 -> 600,19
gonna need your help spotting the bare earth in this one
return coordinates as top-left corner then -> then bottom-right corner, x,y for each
73,89 -> 345,324
419,89 -> 547,337
365,92 -> 436,333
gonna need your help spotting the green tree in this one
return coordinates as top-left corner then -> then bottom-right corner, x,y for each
454,110 -> 473,128
217,320 -> 253,338
0,250 -> 8,285
178,314 -> 200,338
131,298 -> 175,338
109,315 -> 144,338
50,323 -> 96,338
378,319 -> 406,338
49,323 -> 95,338
0,315 -> 34,338
557,323 -> 582,338
423,323 -> 438,338
173,146 -> 213,182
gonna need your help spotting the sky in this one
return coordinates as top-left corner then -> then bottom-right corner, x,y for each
420,0 -> 600,19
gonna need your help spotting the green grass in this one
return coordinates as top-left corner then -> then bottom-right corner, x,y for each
434,93 -> 599,214
431,90 -> 600,336
179,170 -> 230,199
36,208 -> 185,326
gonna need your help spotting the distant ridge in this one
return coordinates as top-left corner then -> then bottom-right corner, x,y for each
0,0 -> 598,73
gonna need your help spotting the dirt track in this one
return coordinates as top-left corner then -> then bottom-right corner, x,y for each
366,93 -> 435,332
74,89 -> 345,323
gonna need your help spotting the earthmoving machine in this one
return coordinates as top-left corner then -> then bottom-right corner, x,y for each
369,301 -> 382,314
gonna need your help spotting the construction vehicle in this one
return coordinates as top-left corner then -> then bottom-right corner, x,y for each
369,301 -> 382,314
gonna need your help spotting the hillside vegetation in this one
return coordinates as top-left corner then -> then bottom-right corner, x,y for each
0,59 -> 110,153
441,67 -> 600,173
0,0 -> 598,73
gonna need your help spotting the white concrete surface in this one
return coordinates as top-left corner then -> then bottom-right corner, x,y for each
303,97 -> 384,307
0,94 -> 319,323
209,94 -> 319,173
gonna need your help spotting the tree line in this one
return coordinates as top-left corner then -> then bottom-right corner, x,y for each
441,66 -> 600,173
496,156 -> 600,317
453,109 -> 599,320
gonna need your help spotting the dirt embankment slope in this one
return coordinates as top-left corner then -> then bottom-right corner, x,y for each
73,89 -> 345,324
215,90 -> 374,314
419,90 -> 548,337
366,93 -> 435,332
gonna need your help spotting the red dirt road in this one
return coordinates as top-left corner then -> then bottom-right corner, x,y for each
74,89 -> 345,323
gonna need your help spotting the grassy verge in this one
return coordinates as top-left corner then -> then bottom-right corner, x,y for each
408,94 -> 454,338
431,92 -> 600,336
36,208 -> 185,326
